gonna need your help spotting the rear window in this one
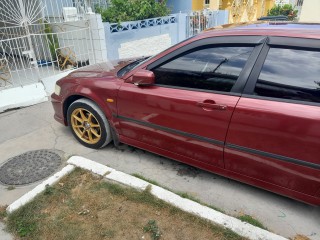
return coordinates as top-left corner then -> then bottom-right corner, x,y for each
254,48 -> 320,103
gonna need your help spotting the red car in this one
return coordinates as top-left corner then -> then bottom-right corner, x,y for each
52,23 -> 320,205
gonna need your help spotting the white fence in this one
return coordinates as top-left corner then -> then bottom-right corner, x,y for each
0,22 -> 94,88
186,10 -> 229,37
0,0 -> 105,90
104,10 -> 229,60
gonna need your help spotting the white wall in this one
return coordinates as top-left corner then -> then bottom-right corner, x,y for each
118,34 -> 171,59
299,0 -> 320,22
275,0 -> 297,6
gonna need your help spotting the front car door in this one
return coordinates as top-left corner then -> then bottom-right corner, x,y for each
116,36 -> 265,168
225,37 -> 320,204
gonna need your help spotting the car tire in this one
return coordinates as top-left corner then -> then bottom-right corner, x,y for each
67,98 -> 112,149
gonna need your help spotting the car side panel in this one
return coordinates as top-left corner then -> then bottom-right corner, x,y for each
117,83 -> 240,167
225,97 -> 320,196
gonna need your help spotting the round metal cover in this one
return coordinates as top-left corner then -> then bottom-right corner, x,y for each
0,150 -> 62,186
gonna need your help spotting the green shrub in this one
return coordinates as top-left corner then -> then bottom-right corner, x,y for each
96,0 -> 171,23
267,4 -> 298,20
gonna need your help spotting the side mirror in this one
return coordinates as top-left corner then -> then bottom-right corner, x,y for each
132,70 -> 155,86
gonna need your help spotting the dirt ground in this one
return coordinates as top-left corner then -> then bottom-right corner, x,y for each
3,168 -> 246,240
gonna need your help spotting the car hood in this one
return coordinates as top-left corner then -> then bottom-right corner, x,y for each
66,58 -> 141,79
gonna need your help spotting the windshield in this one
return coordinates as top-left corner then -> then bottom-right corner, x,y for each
117,36 -> 197,78
117,57 -> 151,77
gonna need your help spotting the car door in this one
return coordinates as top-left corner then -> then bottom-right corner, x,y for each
225,37 -> 320,198
116,36 -> 265,167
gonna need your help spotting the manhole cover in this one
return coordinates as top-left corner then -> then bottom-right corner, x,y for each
0,150 -> 62,186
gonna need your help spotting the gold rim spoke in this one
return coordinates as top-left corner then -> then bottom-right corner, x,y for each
91,128 -> 100,138
81,129 -> 87,138
87,130 -> 93,141
90,124 -> 100,128
73,115 -> 83,123
79,109 -> 87,121
88,113 -> 93,123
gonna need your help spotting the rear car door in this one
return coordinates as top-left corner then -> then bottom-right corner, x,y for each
225,37 -> 320,200
116,36 -> 265,167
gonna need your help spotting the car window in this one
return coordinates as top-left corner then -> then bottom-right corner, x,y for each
152,46 -> 254,92
254,48 -> 320,103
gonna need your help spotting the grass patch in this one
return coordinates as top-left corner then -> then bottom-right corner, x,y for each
143,220 -> 161,240
237,215 -> 266,230
3,168 -> 247,240
44,184 -> 55,195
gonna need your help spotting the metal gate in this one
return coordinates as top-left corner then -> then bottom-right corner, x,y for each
0,0 -> 96,89
186,10 -> 228,37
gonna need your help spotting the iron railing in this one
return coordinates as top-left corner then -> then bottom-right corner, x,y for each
0,0 -> 95,89
186,10 -> 221,37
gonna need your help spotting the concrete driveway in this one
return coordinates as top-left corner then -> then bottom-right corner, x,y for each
0,101 -> 319,240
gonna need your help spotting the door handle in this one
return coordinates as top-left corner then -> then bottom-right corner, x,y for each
197,102 -> 227,110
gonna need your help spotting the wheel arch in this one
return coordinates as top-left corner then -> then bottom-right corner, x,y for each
63,95 -> 84,125
63,93 -> 112,126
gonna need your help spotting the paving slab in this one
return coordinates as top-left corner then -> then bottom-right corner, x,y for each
0,101 -> 319,240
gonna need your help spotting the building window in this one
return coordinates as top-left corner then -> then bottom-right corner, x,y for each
205,0 -> 210,5
296,0 -> 304,6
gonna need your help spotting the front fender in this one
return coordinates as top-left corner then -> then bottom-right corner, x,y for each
74,85 -> 114,120
63,89 -> 116,129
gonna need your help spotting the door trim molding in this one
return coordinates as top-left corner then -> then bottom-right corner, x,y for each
114,114 -> 320,170
115,114 -> 224,146
226,143 -> 320,170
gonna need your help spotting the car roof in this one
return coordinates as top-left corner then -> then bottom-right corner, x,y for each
200,22 -> 320,40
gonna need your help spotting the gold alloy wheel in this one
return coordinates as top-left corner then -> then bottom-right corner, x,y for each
71,108 -> 102,144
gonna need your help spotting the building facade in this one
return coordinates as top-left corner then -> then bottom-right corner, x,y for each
298,0 -> 320,22
167,0 -> 276,23
275,0 -> 296,6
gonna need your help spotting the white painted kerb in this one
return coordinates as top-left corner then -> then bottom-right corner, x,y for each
6,165 -> 75,213
67,156 -> 114,175
0,83 -> 48,113
106,170 -> 150,190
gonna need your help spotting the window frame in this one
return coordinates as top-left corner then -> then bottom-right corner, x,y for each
146,36 -> 266,96
242,36 -> 320,107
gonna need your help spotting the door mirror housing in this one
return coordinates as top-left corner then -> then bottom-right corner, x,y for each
132,70 -> 155,86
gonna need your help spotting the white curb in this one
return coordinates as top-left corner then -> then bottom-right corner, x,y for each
6,156 -> 288,240
0,83 -> 48,113
67,156 -> 114,175
106,170 -> 150,190
6,165 -> 75,213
